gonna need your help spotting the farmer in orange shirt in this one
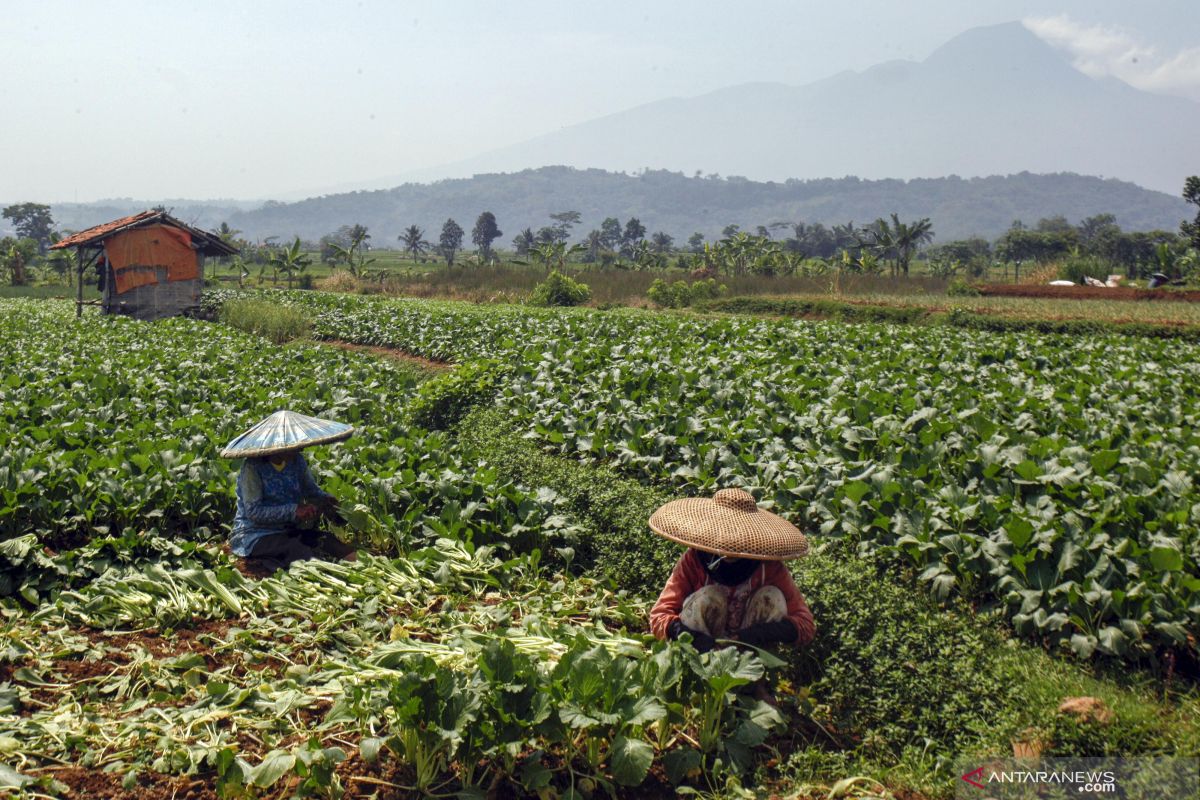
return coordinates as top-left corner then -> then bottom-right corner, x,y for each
649,488 -> 815,656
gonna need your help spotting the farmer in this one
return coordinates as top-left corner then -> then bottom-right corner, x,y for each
649,488 -> 815,657
221,410 -> 358,572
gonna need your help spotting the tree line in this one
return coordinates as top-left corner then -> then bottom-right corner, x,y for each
4,176 -> 1199,286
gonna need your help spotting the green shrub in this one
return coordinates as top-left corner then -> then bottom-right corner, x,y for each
647,278 -> 690,308
528,270 -> 591,307
408,359 -> 512,431
946,277 -> 980,297
689,277 -> 727,302
648,278 -> 728,308
219,297 -> 311,344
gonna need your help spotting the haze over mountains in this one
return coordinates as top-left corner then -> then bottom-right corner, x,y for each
26,22 -> 1197,246
389,22 -> 1196,196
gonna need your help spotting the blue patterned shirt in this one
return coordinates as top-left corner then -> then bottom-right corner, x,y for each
230,453 -> 332,556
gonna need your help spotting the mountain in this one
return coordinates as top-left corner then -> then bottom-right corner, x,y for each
221,168 -> 1187,245
388,22 -> 1198,196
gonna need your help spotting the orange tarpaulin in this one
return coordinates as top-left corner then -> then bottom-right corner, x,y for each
104,225 -> 199,295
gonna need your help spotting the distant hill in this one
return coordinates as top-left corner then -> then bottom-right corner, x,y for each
390,22 -> 1198,197
42,199 -> 259,240
212,168 -> 1187,246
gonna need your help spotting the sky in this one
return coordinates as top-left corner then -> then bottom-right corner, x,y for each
2,0 -> 1198,202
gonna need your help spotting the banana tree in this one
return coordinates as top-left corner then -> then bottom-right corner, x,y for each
270,237 -> 312,289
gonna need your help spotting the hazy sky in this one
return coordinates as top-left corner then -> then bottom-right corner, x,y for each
2,0 -> 1197,202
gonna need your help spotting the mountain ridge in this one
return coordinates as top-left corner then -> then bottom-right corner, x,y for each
373,21 -> 1196,196
208,168 -> 1186,246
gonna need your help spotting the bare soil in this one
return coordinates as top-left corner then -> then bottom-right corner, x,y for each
46,766 -> 219,800
322,339 -> 452,370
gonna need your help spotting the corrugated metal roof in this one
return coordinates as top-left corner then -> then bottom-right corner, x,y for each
51,210 -> 239,256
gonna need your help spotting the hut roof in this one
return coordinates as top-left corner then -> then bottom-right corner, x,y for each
51,211 -> 239,257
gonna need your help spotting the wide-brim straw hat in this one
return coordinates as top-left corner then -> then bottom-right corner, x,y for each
220,410 -> 354,458
649,488 -> 809,560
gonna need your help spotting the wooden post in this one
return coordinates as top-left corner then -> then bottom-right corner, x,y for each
76,247 -> 84,318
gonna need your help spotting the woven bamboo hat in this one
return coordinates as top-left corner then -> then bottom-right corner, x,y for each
220,410 -> 353,458
649,488 -> 809,561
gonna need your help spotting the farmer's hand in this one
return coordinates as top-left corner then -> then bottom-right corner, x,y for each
295,502 -> 321,524
668,619 -> 716,653
736,620 -> 798,648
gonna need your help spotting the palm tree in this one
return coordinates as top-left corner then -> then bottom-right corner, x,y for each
888,214 -> 934,276
398,225 -> 430,262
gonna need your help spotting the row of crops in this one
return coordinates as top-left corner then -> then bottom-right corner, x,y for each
251,289 -> 1200,661
2,298 -> 787,796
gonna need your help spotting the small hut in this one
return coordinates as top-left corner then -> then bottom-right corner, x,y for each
51,210 -> 239,320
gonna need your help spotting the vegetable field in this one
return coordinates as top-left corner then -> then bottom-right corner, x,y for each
2,293 -> 1198,799
279,290 -> 1200,660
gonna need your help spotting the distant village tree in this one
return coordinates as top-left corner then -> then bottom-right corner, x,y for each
512,227 -> 535,256
1183,175 -> 1200,249
2,203 -> 55,254
549,210 -> 582,243
471,212 -> 503,262
621,218 -> 646,255
599,217 -> 622,250
650,231 -> 674,253
439,218 -> 465,265
582,230 -> 603,263
399,225 -> 430,261
1,237 -> 35,286
687,232 -> 705,253
722,224 -> 741,238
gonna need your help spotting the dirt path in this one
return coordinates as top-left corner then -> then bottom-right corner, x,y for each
320,339 -> 452,370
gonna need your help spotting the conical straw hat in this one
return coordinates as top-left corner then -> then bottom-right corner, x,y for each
220,410 -> 353,458
649,488 -> 809,560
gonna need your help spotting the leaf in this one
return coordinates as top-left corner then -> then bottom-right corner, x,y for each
360,737 -> 384,764
1005,518 -> 1034,550
609,735 -> 654,786
0,764 -> 33,788
1013,460 -> 1041,481
1149,545 -> 1183,572
1070,633 -> 1099,662
843,480 -> 870,504
1090,449 -> 1120,475
662,747 -> 702,785
249,750 -> 296,788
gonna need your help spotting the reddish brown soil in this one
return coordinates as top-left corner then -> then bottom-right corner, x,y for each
322,339 -> 451,370
977,284 -> 1200,302
44,766 -> 219,800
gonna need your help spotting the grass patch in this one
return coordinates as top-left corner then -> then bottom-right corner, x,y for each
219,297 -> 312,344
701,295 -> 1200,340
0,284 -> 98,300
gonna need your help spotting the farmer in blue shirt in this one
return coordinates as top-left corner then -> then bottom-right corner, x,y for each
222,410 -> 357,572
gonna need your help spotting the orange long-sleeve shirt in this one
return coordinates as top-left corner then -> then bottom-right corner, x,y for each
649,549 -> 816,645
